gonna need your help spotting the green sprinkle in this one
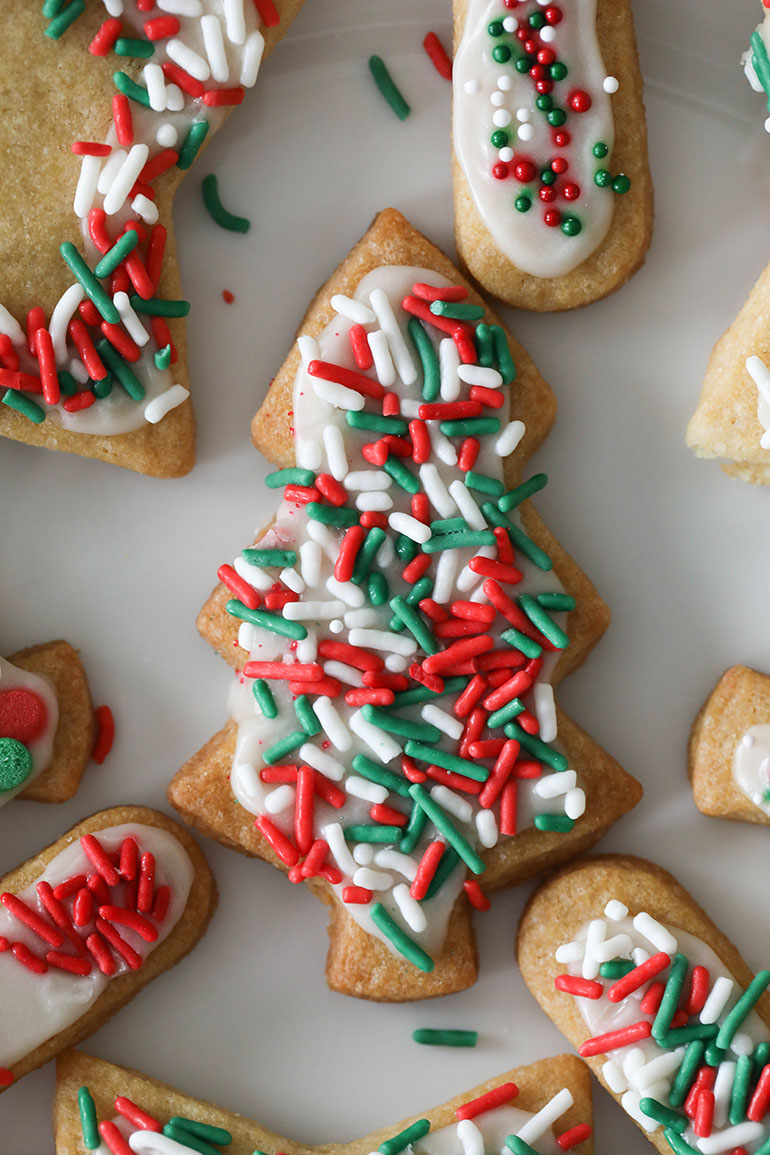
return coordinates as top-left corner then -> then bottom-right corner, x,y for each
429,301 -> 485,322
492,44 -> 511,63
439,417 -> 500,437
408,783 -> 487,874
534,814 -> 575,833
129,295 -> 191,318
537,593 -> 575,611
505,1138 -> 539,1155
515,195 -> 532,214
390,596 -> 438,654
368,572 -> 388,605
639,1099 -> 687,1134
612,174 -> 631,195
154,344 -> 172,370
92,373 -> 113,399
406,576 -> 432,605
498,473 -> 548,513
475,324 -> 494,367
344,824 -> 403,843
351,527 -> 386,584
593,141 -> 609,158
487,697 -> 525,729
662,1130 -> 699,1155
561,215 -> 582,237
429,517 -> 467,534
503,723 -> 568,771
395,534 -> 418,562
704,1043 -> 727,1067
752,29 -> 770,107
78,1086 -> 99,1149
390,677 -> 467,710
294,695 -> 321,736
42,0 -> 66,15
352,754 -> 411,798
225,599 -> 307,640
45,0 -> 85,38
362,705 -> 441,744
399,803 -> 428,856
95,338 -> 145,400
755,1041 -> 770,1068
253,679 -> 277,720
371,904 -> 433,972
263,730 -> 306,765
265,467 -> 315,488
550,62 -> 568,81
501,628 -> 542,659
177,120 -> 209,170
201,173 -> 251,233
94,230 -> 140,279
383,455 -> 419,493
413,1028 -> 478,1047
306,503 -> 359,528
242,548 -> 297,567
661,1023 -> 718,1047
547,108 -> 567,127
424,845 -> 461,900
422,530 -> 496,554
518,593 -> 569,649
652,954 -> 690,1042
482,504 -> 553,570
60,242 -> 120,323
669,1041 -> 705,1108
405,740 -> 488,781
368,55 -> 411,121
599,960 -> 635,979
717,971 -> 770,1051
346,410 -> 408,435
595,169 -> 612,188
162,1124 -> 222,1155
113,70 -> 151,107
168,1118 -> 232,1147
58,370 -> 78,396
407,317 -> 440,402
729,1053 -> 753,1125
114,36 -> 154,57
1,389 -> 45,424
489,325 -> 516,384
465,471 -> 504,497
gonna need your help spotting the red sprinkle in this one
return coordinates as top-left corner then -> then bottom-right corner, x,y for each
315,473 -> 347,506
11,942 -> 47,974
253,0 -> 280,25
62,391 -> 95,413
555,974 -> 603,999
71,141 -> 112,157
53,875 -> 87,901
255,815 -> 300,867
370,803 -> 408,828
410,840 -> 445,900
89,17 -> 122,55
218,564 -> 260,610
412,283 -> 468,304
115,1097 -> 163,1132
640,980 -> 665,1016
342,886 -> 372,904
161,61 -> 205,98
137,852 -> 155,914
143,16 -> 180,40
557,1124 -> 592,1151
92,705 -> 116,765
99,1120 -> 134,1155
606,952 -> 671,1002
81,834 -> 120,887
99,906 -> 158,943
686,965 -> 710,1016
499,779 -> 517,835
222,289 -> 235,304
694,1089 -> 715,1138
748,1063 -> 770,1121
151,886 -> 170,922
307,359 -> 385,400
244,662 -> 323,681
0,1069 -> 13,1087
0,893 -> 63,948
349,323 -> 373,370
96,917 -> 143,970
46,950 -> 92,977
112,94 -> 134,146
73,888 -> 94,928
456,1082 -> 518,1120
203,87 -> 245,107
86,932 -> 117,976
579,1021 -> 653,1057
463,879 -> 490,911
423,31 -> 452,79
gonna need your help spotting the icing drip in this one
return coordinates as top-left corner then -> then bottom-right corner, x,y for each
733,723 -> 770,818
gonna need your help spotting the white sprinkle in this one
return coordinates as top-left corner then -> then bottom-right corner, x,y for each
464,78 -> 479,95
730,1032 -> 754,1056
516,1088 -> 573,1145
456,545 -> 493,594
156,0 -> 202,12
306,520 -> 338,560
358,492 -> 393,513
419,463 -> 455,518
432,550 -> 460,604
457,364 -> 503,389
603,75 -> 619,94
535,770 -> 576,799
388,512 -> 432,544
324,822 -> 356,874
604,900 -> 628,921
746,354 -> 770,406
295,437 -> 322,470
493,109 -> 512,128
623,1048 -> 646,1080
323,424 -> 348,481
555,940 -> 583,964
385,653 -> 409,673
456,1120 -> 484,1155
564,787 -> 586,820
499,147 -> 514,162
476,808 -> 498,849
143,62 -> 168,111
144,384 -> 190,424
496,419 -> 526,456
73,153 -> 102,218
517,123 -> 534,141
533,682 -> 557,742
369,288 -> 417,385
299,541 -> 321,587
323,661 -> 363,687
593,934 -> 633,963
131,194 -> 159,225
331,294 -> 376,325
166,38 -> 210,81
156,123 -> 178,149
237,623 -> 258,653
516,107 -> 531,122
374,850 -> 418,882
312,697 -> 351,752
295,630 -> 317,661
431,785 -> 472,824
223,0 -> 245,44
49,284 -> 84,364
376,535 -> 395,569
436,336 -> 461,401
633,946 -> 650,966
297,334 -> 321,367
300,744 -> 344,781
632,1049 -> 686,1092
632,912 -> 678,955
712,1060 -> 736,1129
602,1059 -> 627,1094
97,149 -> 126,196
540,25 -> 555,42
346,776 -> 388,804
312,376 -> 365,411
114,291 -> 150,346
490,91 -> 505,107
264,784 -> 295,814
344,470 -> 391,491
698,1122 -> 766,1155
275,599 -> 344,622
325,577 -> 364,608
201,14 -> 229,81
353,867 -> 393,891
103,144 -> 150,216
349,708 -> 402,763
329,619 -> 345,635
421,704 -> 463,740
234,556 -> 274,591
344,608 -> 380,629
103,0 -> 123,13
393,883 -> 427,932
582,919 -> 606,979
449,480 -> 487,530
348,628 -> 417,657
428,422 -> 459,465
502,16 -> 517,32
240,29 -> 265,87
367,329 -> 397,388
353,843 -> 374,866
621,1090 -> 659,1133
279,567 -> 305,594
165,83 -> 185,111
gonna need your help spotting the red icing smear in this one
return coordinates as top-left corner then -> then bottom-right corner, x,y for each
0,687 -> 49,745
0,833 -> 171,980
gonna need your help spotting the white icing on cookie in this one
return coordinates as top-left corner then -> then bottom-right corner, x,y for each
0,655 -> 58,808
733,722 -> 770,817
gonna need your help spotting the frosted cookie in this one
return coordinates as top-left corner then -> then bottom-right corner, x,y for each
686,266 -> 770,485
0,806 -> 216,1092
452,0 -> 653,311
54,1048 -> 594,1155
0,0 -> 305,477
169,207 -> 641,1002
518,855 -> 770,1155
3,640 -> 95,807
743,7 -> 770,133
689,665 -> 770,828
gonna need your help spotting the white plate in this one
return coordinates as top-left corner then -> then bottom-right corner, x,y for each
2,1 -> 770,1150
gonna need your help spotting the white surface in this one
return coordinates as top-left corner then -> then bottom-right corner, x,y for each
2,1 -> 770,1150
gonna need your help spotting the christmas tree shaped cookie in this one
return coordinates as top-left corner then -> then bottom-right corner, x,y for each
54,1048 -> 594,1155
0,0 -> 304,476
169,208 -> 641,1001
689,665 -> 770,827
